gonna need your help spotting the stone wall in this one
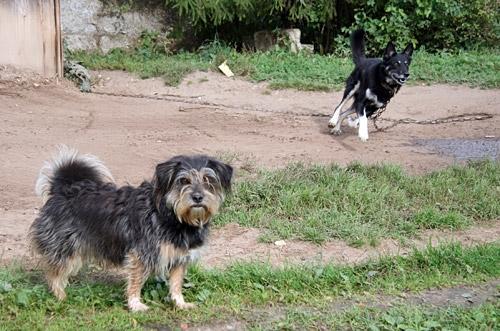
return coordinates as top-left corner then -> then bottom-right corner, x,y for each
61,0 -> 168,53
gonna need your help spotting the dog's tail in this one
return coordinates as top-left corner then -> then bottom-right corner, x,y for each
35,145 -> 115,203
351,29 -> 366,65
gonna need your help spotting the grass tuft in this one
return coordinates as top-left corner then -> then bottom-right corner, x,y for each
217,161 -> 499,245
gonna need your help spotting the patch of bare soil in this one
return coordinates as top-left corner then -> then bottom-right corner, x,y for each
0,70 -> 499,265
202,223 -> 500,268
0,65 -> 62,89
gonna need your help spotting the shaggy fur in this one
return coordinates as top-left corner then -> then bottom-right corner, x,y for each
329,29 -> 414,141
30,146 -> 233,311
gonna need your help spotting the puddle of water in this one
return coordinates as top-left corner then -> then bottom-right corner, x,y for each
415,138 -> 500,161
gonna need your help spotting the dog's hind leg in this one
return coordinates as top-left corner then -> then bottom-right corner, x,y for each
169,263 -> 195,309
46,254 -> 83,300
126,253 -> 150,312
331,106 -> 356,135
329,81 -> 359,128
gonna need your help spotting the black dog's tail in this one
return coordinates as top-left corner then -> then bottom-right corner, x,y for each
351,29 -> 366,65
35,145 -> 115,202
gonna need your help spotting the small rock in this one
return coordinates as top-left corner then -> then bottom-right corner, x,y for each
274,240 -> 286,247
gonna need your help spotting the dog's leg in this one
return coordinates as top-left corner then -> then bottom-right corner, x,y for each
46,255 -> 82,300
331,106 -> 355,135
358,108 -> 369,142
347,114 -> 359,128
329,98 -> 348,128
169,263 -> 195,309
126,253 -> 149,312
329,82 -> 359,128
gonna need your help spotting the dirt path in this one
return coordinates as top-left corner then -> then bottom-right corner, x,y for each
202,223 -> 500,268
0,70 -> 499,264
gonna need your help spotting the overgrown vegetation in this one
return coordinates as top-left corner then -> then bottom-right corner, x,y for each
1,243 -> 498,329
216,160 -> 500,245
163,0 -> 498,53
70,38 -> 500,90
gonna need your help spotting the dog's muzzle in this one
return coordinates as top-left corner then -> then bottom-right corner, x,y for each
392,73 -> 410,85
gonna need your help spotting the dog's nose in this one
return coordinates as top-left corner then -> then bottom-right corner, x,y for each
404,73 -> 410,78
192,192 -> 204,203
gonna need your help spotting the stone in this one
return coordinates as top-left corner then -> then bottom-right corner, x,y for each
61,0 -> 169,53
254,28 -> 308,53
99,35 -> 130,54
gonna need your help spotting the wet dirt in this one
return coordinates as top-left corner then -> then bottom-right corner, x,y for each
415,138 -> 500,161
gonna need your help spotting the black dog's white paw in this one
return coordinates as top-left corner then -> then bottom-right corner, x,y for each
330,128 -> 342,136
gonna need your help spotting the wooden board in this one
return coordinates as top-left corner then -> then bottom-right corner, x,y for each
0,0 -> 62,77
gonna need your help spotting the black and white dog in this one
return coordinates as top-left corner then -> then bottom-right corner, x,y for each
328,30 -> 413,141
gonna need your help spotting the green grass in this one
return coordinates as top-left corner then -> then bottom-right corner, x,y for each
258,303 -> 499,330
71,45 -> 500,90
72,48 -> 209,86
216,161 -> 500,245
0,243 -> 498,330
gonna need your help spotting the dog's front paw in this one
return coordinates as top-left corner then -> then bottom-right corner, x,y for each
176,302 -> 196,310
128,298 -> 149,312
358,134 -> 369,142
328,118 -> 337,128
330,128 -> 342,135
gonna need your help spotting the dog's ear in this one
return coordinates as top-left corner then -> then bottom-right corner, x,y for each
207,158 -> 233,192
153,158 -> 181,207
383,41 -> 397,61
403,43 -> 414,58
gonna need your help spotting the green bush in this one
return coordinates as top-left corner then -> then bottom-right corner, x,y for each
163,0 -> 498,53
346,0 -> 499,53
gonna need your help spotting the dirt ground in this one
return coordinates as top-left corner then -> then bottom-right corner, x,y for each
0,68 -> 499,265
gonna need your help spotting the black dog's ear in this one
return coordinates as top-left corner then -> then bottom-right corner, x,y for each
383,41 -> 397,61
403,43 -> 414,57
153,158 -> 181,207
207,158 -> 233,192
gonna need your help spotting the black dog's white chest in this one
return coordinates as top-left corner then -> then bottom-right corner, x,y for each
365,89 -> 386,108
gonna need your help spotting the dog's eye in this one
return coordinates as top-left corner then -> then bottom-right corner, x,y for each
178,178 -> 190,185
204,175 -> 217,184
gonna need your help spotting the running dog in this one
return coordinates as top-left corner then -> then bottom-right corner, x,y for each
328,30 -> 413,141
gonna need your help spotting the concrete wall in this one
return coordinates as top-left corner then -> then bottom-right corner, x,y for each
0,0 -> 62,76
61,0 -> 168,53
